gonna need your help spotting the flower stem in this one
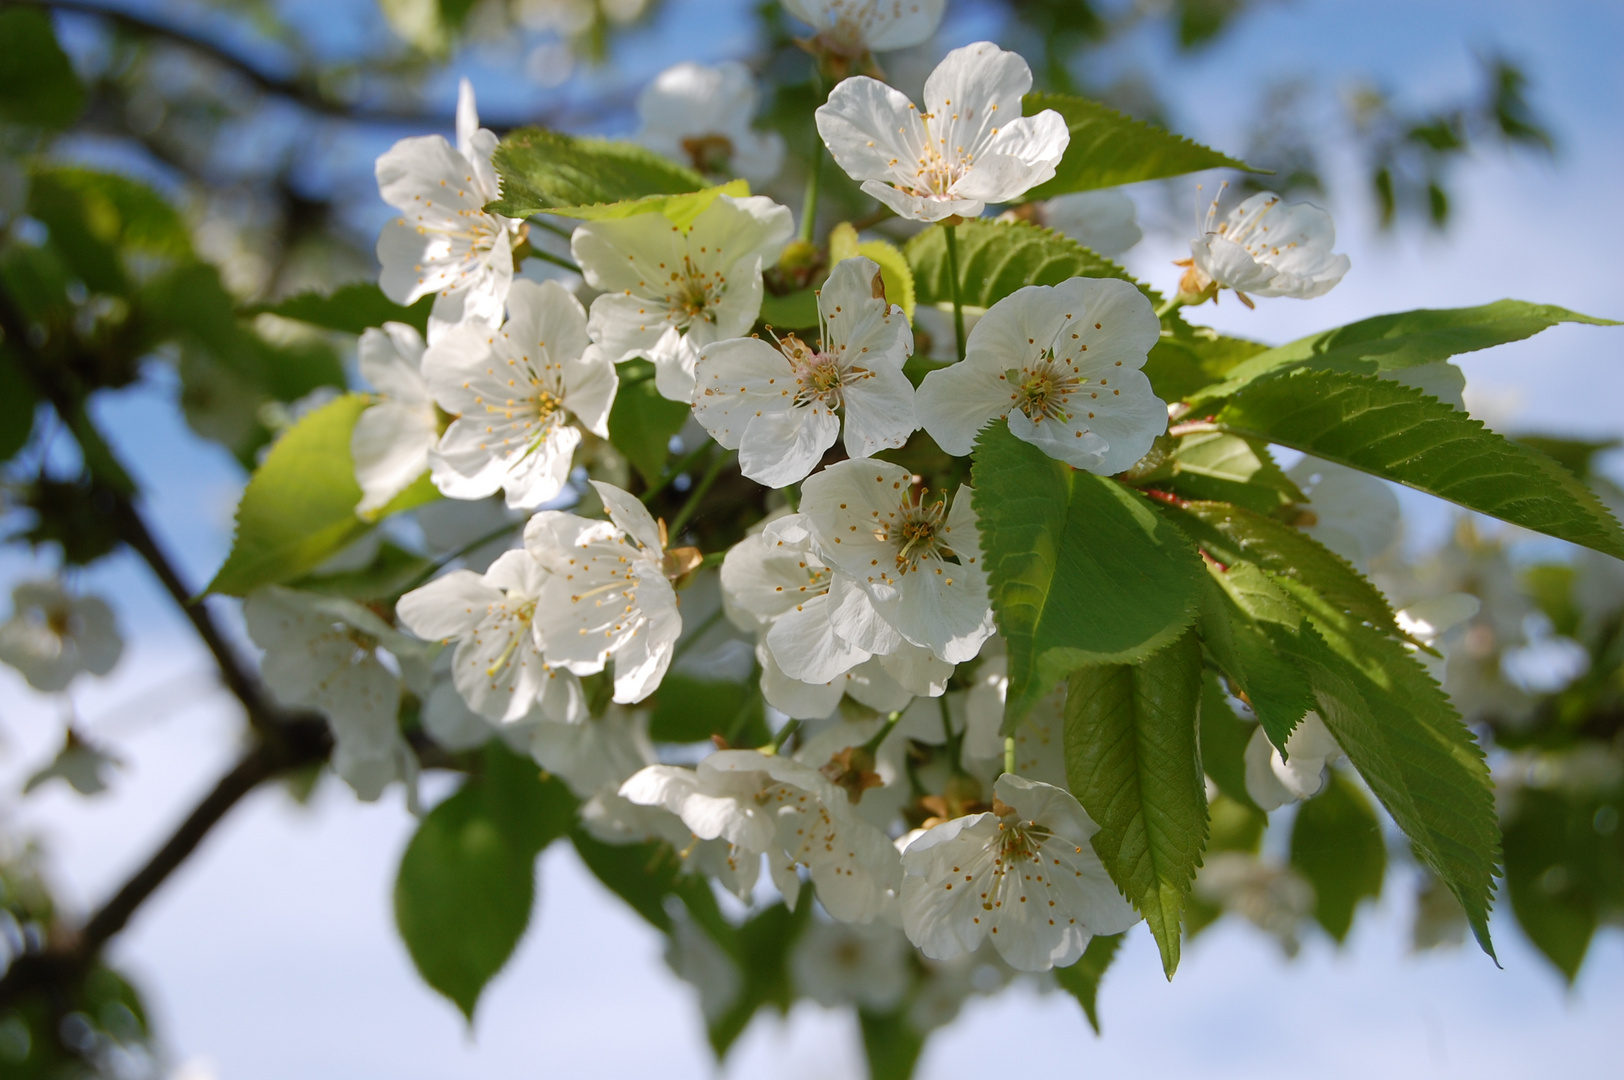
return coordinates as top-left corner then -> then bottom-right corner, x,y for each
1154,295 -> 1185,320
944,223 -> 966,361
1004,735 -> 1016,777
642,438 -> 714,504
799,73 -> 826,245
767,717 -> 802,755
398,519 -> 523,594
526,247 -> 582,274
859,710 -> 904,757
667,448 -> 733,536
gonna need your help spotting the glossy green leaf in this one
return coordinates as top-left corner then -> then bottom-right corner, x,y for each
972,424 -> 1203,724
1153,433 -> 1303,514
1064,630 -> 1207,977
1193,300 -> 1617,404
608,360 -> 692,486
1214,370 -> 1624,560
1021,92 -> 1258,200
1053,932 -> 1124,1034
249,282 -> 433,336
488,128 -> 705,219
1290,769 -> 1387,942
0,9 -> 85,129
906,218 -> 1155,312
1193,566 -> 1314,751
206,395 -> 438,596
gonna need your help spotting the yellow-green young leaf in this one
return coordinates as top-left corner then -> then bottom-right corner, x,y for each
1053,932 -> 1124,1035
206,395 -> 437,596
1064,631 -> 1207,978
1290,769 -> 1387,943
829,222 -> 916,323
858,1008 -> 926,1080
537,179 -> 750,229
607,360 -> 692,486
1213,370 -> 1624,561
248,282 -> 433,336
1020,91 -> 1259,201
0,9 -> 85,130
972,424 -> 1202,725
487,128 -> 706,219
1193,300 -> 1618,404
906,218 -> 1157,312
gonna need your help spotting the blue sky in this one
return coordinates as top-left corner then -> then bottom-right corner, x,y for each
4,0 -> 1623,1077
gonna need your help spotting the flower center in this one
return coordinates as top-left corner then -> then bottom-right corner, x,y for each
665,254 -> 724,328
780,333 -> 854,409
1010,355 -> 1083,424
884,494 -> 956,574
485,599 -> 537,677
44,606 -> 73,638
907,110 -> 973,198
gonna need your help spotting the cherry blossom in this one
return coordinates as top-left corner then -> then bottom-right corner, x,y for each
1243,712 -> 1343,811
815,42 -> 1068,223
351,322 -> 437,514
422,279 -> 616,509
0,580 -> 122,692
524,482 -> 683,704
916,278 -> 1165,473
694,255 -> 916,487
572,195 -> 794,401
1182,186 -> 1350,306
781,0 -> 945,59
900,773 -> 1139,971
375,79 -> 519,335
635,61 -> 785,183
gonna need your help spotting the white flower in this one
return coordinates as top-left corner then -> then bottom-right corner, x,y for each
572,195 -> 794,402
1395,592 -> 1481,682
529,705 -> 657,799
423,278 -> 617,509
396,549 -> 586,724
791,919 -> 911,1009
0,581 -> 122,692
24,730 -> 119,796
1243,712 -> 1343,811
1287,456 -> 1400,570
1185,187 -> 1349,305
815,42 -> 1069,223
352,322 -> 436,514
524,481 -> 683,704
801,459 -> 995,664
961,653 -> 1068,790
693,255 -> 916,487
375,79 -> 519,335
244,586 -> 429,800
916,278 -> 1165,474
781,0 -> 945,57
620,748 -> 901,922
635,61 -> 785,184
899,773 -> 1139,971
1018,189 -> 1142,256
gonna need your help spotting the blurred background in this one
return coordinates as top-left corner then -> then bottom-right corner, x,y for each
0,0 -> 1620,1076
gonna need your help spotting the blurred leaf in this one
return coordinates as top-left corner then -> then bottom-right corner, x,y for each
1212,370 -> 1624,561
250,282 -> 432,336
488,128 -> 705,219
1172,0 -> 1247,48
1065,630 -> 1207,977
1290,769 -> 1387,942
14,478 -> 121,565
207,394 -> 437,596
1054,932 -> 1124,1034
759,288 -> 819,330
907,218 -> 1154,311
972,423 -> 1202,724
707,899 -> 808,1057
608,360 -> 691,486
0,351 -> 38,460
1512,434 -> 1621,481
1023,91 -> 1259,200
26,176 -> 127,295
0,8 -> 85,130
293,542 -> 435,602
1522,563 -> 1580,639
649,674 -> 765,745
858,1007 -> 926,1080
1503,784 -> 1623,983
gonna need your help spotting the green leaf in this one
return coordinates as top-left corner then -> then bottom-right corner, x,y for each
0,9 -> 85,129
1143,331 -> 1269,403
972,424 -> 1203,724
1020,92 -> 1258,201
537,179 -> 750,229
568,831 -> 733,945
1503,785 -> 1621,983
607,360 -> 692,486
906,218 -> 1156,312
393,784 -> 535,1020
1289,769 -> 1387,942
649,674 -> 765,745
480,742 -> 578,857
1512,434 -> 1621,481
1176,499 -> 1400,634
830,222 -> 917,324
26,173 -> 126,295
1064,630 -> 1207,977
1214,370 -> 1624,561
1053,932 -> 1124,1035
1274,579 -> 1501,957
1192,566 -> 1314,751
249,282 -> 433,336
1152,433 -> 1304,514
488,128 -> 705,219
206,395 -> 437,596
707,900 -> 809,1058
1197,671 -> 1262,813
759,288 -> 819,329
0,351 -> 39,461
1193,300 -> 1618,404
858,1008 -> 926,1080
32,167 -> 192,259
